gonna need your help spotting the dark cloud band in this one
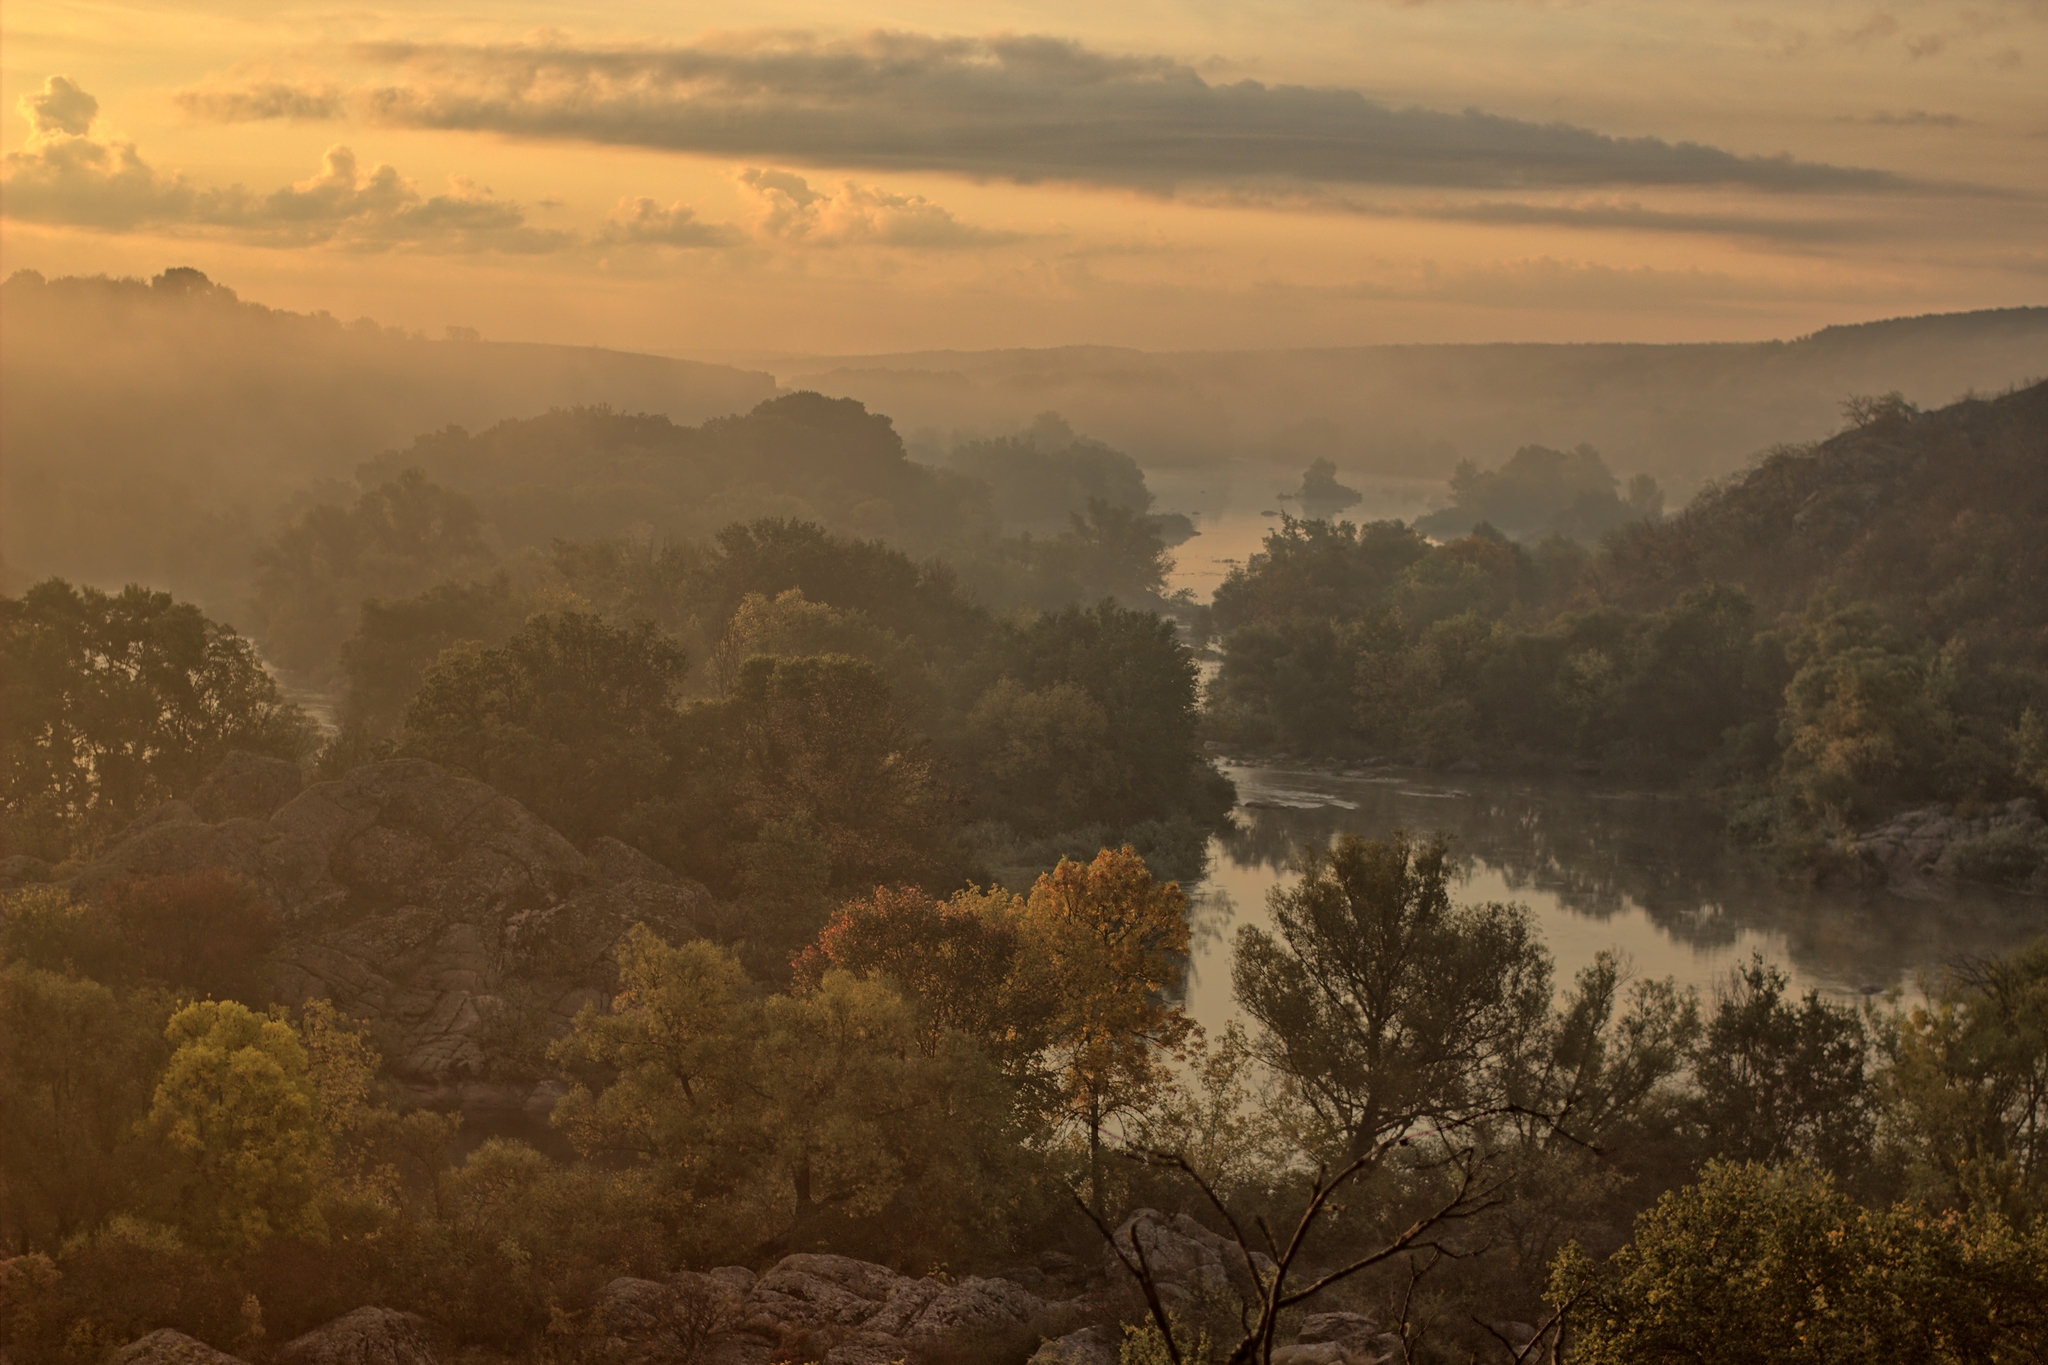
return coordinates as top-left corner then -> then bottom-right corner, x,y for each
194,33 -> 1912,195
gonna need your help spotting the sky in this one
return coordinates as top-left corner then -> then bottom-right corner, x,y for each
2,0 -> 2043,354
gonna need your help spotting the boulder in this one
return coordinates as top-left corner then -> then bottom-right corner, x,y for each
1102,1209 -> 1276,1307
734,1253 -> 1054,1360
114,1331 -> 249,1365
0,853 -> 55,888
1028,1326 -> 1118,1365
275,1307 -> 436,1365
190,750 -> 303,824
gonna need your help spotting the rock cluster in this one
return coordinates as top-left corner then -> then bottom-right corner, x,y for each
586,1255 -> 1059,1365
111,1221 -> 1416,1365
7,755 -> 715,1111
1852,797 -> 2048,892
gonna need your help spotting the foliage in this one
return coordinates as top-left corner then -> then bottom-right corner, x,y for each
248,469 -> 496,677
0,956 -> 173,1247
1020,847 -> 1199,1211
1,579 -> 312,860
145,999 -> 329,1255
549,927 -> 1015,1261
1552,1160 -> 2048,1364
1880,940 -> 2048,1222
1233,831 -> 1550,1161
1689,954 -> 1875,1179
402,611 -> 690,842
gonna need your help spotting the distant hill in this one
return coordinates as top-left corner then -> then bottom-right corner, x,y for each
766,308 -> 2048,500
1591,380 -> 2048,654
0,268 -> 777,612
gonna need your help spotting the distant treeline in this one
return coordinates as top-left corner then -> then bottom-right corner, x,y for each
1208,382 -> 2048,876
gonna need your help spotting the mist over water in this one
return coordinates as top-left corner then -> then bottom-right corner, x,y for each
1181,763 -> 2048,1037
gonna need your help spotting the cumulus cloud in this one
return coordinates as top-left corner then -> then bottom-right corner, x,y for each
21,74 -> 99,136
734,168 -> 1022,248
2,77 -> 567,253
598,195 -> 743,246
178,31 -> 1915,195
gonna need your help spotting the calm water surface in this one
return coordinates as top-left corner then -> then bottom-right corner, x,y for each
1180,761 -> 2047,1036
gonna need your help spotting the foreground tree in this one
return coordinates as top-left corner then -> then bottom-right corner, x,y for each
1233,831 -> 1551,1161
1020,846 -> 1198,1213
549,927 -> 1010,1260
1551,1160 -> 2048,1364
146,1000 -> 328,1255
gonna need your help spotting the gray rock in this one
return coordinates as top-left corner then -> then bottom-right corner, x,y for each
589,835 -> 681,886
190,750 -> 303,824
1029,1326 -> 1117,1365
114,1331 -> 249,1365
275,1307 -> 436,1365
1102,1209 -> 1275,1306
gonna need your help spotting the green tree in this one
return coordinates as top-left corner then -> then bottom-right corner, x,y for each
1553,1160 -> 2048,1364
1233,831 -> 1551,1162
145,1000 -> 328,1254
1,579 -> 312,860
401,611 -> 689,843
1690,954 -> 1874,1178
0,951 -> 172,1247
247,468 -> 495,675
1881,938 -> 2048,1221
550,928 -> 1007,1259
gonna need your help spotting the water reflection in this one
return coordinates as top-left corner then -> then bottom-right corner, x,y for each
1181,762 -> 2046,1037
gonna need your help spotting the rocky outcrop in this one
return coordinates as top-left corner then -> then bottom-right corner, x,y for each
275,1307 -> 437,1365
1852,798 -> 2048,892
190,750 -> 303,824
41,757 -> 716,1110
1102,1209 -> 1278,1312
592,1254 -> 1063,1365
113,1331 -> 249,1365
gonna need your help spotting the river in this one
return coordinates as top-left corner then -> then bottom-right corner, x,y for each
1179,761 -> 2047,1036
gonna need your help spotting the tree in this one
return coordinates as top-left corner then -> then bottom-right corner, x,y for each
1689,954 -> 1874,1178
145,1000 -> 329,1254
549,927 -> 1006,1259
1233,832 -> 1551,1162
721,653 -> 955,893
1881,938 -> 2048,1221
1,579 -> 313,860
247,468 -> 495,675
1552,1160 -> 2048,1365
0,954 -> 172,1247
1019,847 -> 1198,1212
98,871 -> 282,1006
401,611 -> 689,842
794,883 -> 1044,1064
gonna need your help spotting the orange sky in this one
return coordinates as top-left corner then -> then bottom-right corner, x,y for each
3,0 -> 2042,353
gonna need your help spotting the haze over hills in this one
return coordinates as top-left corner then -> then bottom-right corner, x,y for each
6,268 -> 2047,629
0,269 -> 775,608
754,306 -> 2048,501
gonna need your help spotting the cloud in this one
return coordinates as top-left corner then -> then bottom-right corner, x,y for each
733,168 -> 1022,248
178,31 -> 1915,195
598,195 -> 742,246
1857,109 -> 1968,127
176,81 -> 345,122
2,77 -> 567,253
21,74 -> 98,136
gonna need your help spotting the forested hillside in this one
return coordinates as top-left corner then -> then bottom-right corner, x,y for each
1208,381 -> 2048,882
0,269 -> 775,611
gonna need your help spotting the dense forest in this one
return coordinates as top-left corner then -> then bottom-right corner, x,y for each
4,278 -> 2047,1364
1208,381 -> 2048,890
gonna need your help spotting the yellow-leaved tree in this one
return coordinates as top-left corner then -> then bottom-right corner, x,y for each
1019,846 -> 1198,1214
145,1001 -> 329,1255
